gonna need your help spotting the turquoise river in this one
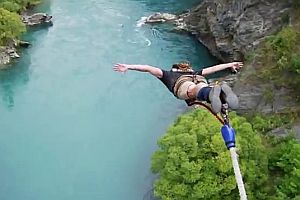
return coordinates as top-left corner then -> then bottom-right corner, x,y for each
0,0 -> 217,199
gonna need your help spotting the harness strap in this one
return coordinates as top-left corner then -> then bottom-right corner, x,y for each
173,75 -> 207,98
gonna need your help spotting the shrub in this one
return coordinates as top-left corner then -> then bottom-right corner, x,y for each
152,109 -> 300,199
249,113 -> 293,134
257,26 -> 300,98
0,7 -> 25,45
0,0 -> 41,11
291,55 -> 300,74
267,27 -> 297,60
269,137 -> 300,199
151,109 -> 268,200
0,1 -> 21,12
293,0 -> 300,8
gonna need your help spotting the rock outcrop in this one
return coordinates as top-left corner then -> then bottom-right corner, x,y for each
0,40 -> 18,67
0,40 -> 31,68
179,0 -> 293,62
208,66 -> 298,115
22,13 -> 53,26
234,79 -> 299,114
145,12 -> 178,24
0,48 -> 12,67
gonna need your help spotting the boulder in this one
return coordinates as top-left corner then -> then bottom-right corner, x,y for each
18,40 -> 31,48
7,49 -> 20,58
22,12 -> 53,26
145,12 -> 178,24
0,46 -> 19,67
0,40 -> 23,67
0,48 -> 11,66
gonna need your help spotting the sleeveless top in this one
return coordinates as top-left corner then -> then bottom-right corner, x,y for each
158,69 -> 204,93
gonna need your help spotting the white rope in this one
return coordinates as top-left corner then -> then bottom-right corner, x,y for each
229,147 -> 247,200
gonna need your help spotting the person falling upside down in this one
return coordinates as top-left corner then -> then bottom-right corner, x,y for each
113,62 -> 243,114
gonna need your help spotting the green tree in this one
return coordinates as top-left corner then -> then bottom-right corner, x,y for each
269,137 -> 300,199
0,7 -> 25,45
151,109 -> 268,200
0,1 -> 21,12
0,0 -> 41,12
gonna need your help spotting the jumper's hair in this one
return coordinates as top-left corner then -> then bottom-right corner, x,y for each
172,62 -> 194,72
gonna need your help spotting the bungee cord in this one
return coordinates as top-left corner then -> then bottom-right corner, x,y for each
230,147 -> 247,200
188,101 -> 248,200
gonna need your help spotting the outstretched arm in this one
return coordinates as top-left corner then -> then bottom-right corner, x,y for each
201,62 -> 243,76
113,63 -> 163,78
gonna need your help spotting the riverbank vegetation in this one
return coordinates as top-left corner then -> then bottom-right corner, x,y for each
151,109 -> 300,200
0,0 -> 40,12
0,0 -> 40,45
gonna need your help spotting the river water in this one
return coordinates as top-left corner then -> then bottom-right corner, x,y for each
0,0 -> 216,199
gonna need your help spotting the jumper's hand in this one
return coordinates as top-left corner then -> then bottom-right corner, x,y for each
230,62 -> 243,73
113,63 -> 128,73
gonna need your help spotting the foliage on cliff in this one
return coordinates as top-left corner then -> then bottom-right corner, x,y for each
0,0 -> 40,45
0,7 -> 25,45
261,27 -> 300,83
252,9 -> 300,102
0,0 -> 40,12
268,136 -> 300,199
151,109 -> 300,200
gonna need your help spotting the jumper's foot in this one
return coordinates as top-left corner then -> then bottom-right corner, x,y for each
220,83 -> 239,110
209,84 -> 222,114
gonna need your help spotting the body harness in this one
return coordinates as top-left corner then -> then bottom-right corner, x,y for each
173,74 -> 207,99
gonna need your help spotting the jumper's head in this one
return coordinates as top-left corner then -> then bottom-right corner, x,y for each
171,62 -> 194,72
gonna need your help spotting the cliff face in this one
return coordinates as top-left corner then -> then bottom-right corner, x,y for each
179,0 -> 297,114
181,0 -> 293,62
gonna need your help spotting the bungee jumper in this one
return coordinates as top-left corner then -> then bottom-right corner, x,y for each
114,61 -> 248,199
113,62 -> 243,114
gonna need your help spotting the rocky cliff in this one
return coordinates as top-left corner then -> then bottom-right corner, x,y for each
177,0 -> 297,114
179,0 -> 300,136
181,0 -> 293,62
